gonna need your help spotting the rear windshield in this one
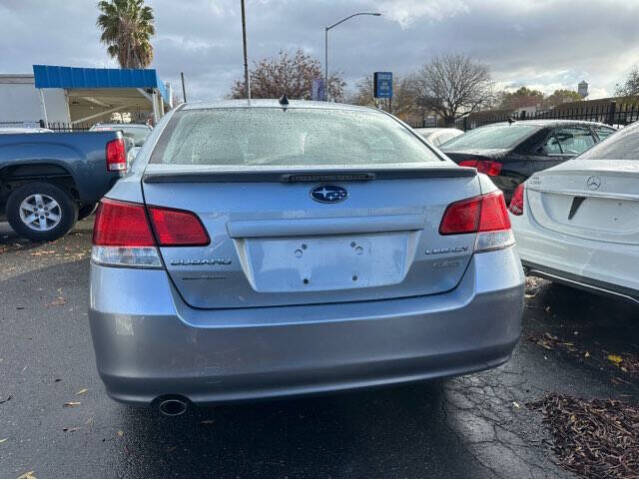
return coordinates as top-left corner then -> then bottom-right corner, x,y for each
441,124 -> 539,150
150,108 -> 442,166
579,124 -> 638,160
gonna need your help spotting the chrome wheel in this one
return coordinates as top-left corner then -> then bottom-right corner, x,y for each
19,193 -> 62,232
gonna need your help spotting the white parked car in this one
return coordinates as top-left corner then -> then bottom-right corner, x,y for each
509,122 -> 639,304
414,128 -> 464,147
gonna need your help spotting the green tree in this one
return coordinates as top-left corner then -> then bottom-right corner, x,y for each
230,49 -> 345,101
544,89 -> 582,108
97,0 -> 155,69
498,86 -> 544,110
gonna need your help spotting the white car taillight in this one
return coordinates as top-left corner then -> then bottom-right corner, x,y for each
439,191 -> 515,253
91,198 -> 209,268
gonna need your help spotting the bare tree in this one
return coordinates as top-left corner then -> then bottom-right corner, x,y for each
230,49 -> 345,100
615,66 -> 639,97
413,53 -> 492,126
348,75 -> 420,120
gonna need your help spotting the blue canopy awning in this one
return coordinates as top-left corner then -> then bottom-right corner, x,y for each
33,64 -> 169,104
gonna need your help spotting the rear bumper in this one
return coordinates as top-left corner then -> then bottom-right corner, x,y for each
511,212 -> 639,304
522,261 -> 639,304
89,248 -> 524,406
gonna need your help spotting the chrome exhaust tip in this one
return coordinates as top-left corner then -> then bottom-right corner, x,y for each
158,397 -> 188,417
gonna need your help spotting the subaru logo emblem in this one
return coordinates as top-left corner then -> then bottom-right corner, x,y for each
310,185 -> 347,203
586,176 -> 601,191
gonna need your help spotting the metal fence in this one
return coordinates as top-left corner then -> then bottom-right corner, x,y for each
0,120 -> 96,131
457,99 -> 639,131
44,121 -> 92,132
0,120 -> 41,129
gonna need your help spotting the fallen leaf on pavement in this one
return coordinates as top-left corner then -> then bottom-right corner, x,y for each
30,250 -> 55,256
63,401 -> 81,408
512,401 -> 521,409
18,471 -> 36,479
529,335 -> 638,376
528,393 -> 639,478
607,354 -> 623,366
47,297 -> 66,307
75,388 -> 88,395
116,430 -> 124,437
611,376 -> 632,385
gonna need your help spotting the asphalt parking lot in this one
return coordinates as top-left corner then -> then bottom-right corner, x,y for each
1,218 -> 638,478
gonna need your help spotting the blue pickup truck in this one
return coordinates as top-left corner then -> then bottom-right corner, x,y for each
0,130 -> 127,241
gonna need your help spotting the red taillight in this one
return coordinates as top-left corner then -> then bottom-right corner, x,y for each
459,159 -> 502,177
148,206 -> 210,246
93,199 -> 210,247
440,191 -> 511,235
93,198 -> 155,246
106,138 -> 127,172
509,183 -> 525,216
478,191 -> 511,231
439,196 -> 482,235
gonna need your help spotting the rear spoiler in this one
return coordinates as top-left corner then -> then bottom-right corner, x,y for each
143,167 -> 477,184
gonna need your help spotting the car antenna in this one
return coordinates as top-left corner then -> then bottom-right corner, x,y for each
279,94 -> 289,109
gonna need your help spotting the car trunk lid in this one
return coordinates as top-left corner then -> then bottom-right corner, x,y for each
142,165 -> 480,309
527,159 -> 639,245
441,148 -> 511,164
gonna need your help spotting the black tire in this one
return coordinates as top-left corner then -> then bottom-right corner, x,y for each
6,182 -> 78,242
78,203 -> 98,221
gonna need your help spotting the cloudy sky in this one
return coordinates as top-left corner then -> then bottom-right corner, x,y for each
2,0 -> 639,101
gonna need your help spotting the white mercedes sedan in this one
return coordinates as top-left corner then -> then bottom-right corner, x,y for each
509,122 -> 639,304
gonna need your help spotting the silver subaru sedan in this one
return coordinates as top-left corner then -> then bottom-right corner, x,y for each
89,100 -> 524,415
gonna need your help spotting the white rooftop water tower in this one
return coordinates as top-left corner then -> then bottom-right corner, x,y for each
578,80 -> 589,98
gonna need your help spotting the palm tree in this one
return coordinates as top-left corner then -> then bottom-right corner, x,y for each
96,0 -> 155,69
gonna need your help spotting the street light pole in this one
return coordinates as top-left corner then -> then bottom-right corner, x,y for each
324,12 -> 381,101
324,27 -> 328,101
180,72 -> 187,103
241,0 -> 251,100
